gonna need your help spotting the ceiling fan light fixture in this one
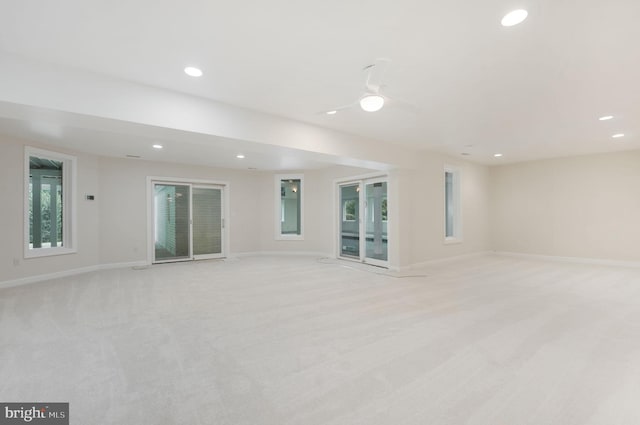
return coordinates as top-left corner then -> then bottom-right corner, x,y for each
360,94 -> 385,112
501,9 -> 528,27
184,66 -> 203,77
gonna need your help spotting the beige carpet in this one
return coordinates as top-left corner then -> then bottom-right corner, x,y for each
1,254 -> 640,424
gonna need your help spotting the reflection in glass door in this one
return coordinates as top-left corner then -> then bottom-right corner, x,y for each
340,183 -> 360,258
154,183 -> 191,262
192,186 -> 223,259
365,181 -> 388,262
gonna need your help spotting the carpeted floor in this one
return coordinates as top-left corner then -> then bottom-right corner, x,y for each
1,254 -> 640,424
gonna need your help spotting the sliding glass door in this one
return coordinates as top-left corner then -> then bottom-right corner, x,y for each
365,180 -> 388,262
338,177 -> 388,267
154,183 -> 191,262
153,181 -> 225,263
192,186 -> 223,259
340,183 -> 360,258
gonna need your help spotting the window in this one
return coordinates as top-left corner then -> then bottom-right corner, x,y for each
444,166 -> 462,243
381,198 -> 388,222
25,147 -> 77,257
343,199 -> 357,221
275,174 -> 304,240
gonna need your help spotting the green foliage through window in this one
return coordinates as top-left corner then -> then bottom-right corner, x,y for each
29,153 -> 64,249
344,200 -> 357,221
382,198 -> 387,221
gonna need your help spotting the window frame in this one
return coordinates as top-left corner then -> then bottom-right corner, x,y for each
24,146 -> 77,258
444,165 -> 462,244
275,173 -> 304,240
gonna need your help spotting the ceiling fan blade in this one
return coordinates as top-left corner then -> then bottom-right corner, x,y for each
319,58 -> 392,115
387,96 -> 420,114
379,87 -> 420,114
317,102 -> 357,115
364,58 -> 391,93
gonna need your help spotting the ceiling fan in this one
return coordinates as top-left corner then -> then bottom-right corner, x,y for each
324,58 -> 408,114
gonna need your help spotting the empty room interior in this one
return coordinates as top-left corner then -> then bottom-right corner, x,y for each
1,1 -> 640,424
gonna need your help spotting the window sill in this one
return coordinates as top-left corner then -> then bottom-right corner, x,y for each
276,235 -> 304,241
25,247 -> 77,259
444,237 -> 463,245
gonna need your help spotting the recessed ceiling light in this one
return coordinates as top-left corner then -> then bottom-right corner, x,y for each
184,66 -> 203,77
326,110 -> 337,115
236,154 -> 245,159
494,153 -> 503,157
599,115 -> 614,121
501,9 -> 528,27
612,133 -> 625,138
152,144 -> 163,149
359,94 -> 385,112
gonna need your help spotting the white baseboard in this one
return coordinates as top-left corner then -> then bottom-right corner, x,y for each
230,251 -> 331,258
1,253 -> 333,289
4,250 -> 637,290
98,261 -> 149,270
495,251 -> 640,268
0,261 -> 148,290
400,251 -> 493,272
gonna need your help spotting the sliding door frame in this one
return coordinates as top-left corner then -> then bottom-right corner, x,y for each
152,181 -> 193,264
146,176 -> 230,265
338,181 -> 362,261
334,172 -> 390,268
192,184 -> 225,261
362,176 -> 389,268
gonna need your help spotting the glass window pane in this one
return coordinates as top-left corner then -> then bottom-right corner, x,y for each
340,184 -> 360,257
193,187 -> 222,256
445,171 -> 454,237
154,184 -> 191,260
365,181 -> 387,261
29,156 -> 63,250
444,168 -> 462,241
280,179 -> 301,235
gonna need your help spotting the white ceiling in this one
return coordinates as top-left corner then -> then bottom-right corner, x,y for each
1,0 -> 639,165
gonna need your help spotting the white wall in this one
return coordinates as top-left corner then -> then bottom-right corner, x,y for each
1,134 -> 492,283
0,136 -> 100,282
4,133 -> 637,284
256,166 -> 375,256
0,134 -> 381,283
401,152 -> 492,268
490,150 -> 640,262
98,157 -> 263,264
99,161 -> 375,264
